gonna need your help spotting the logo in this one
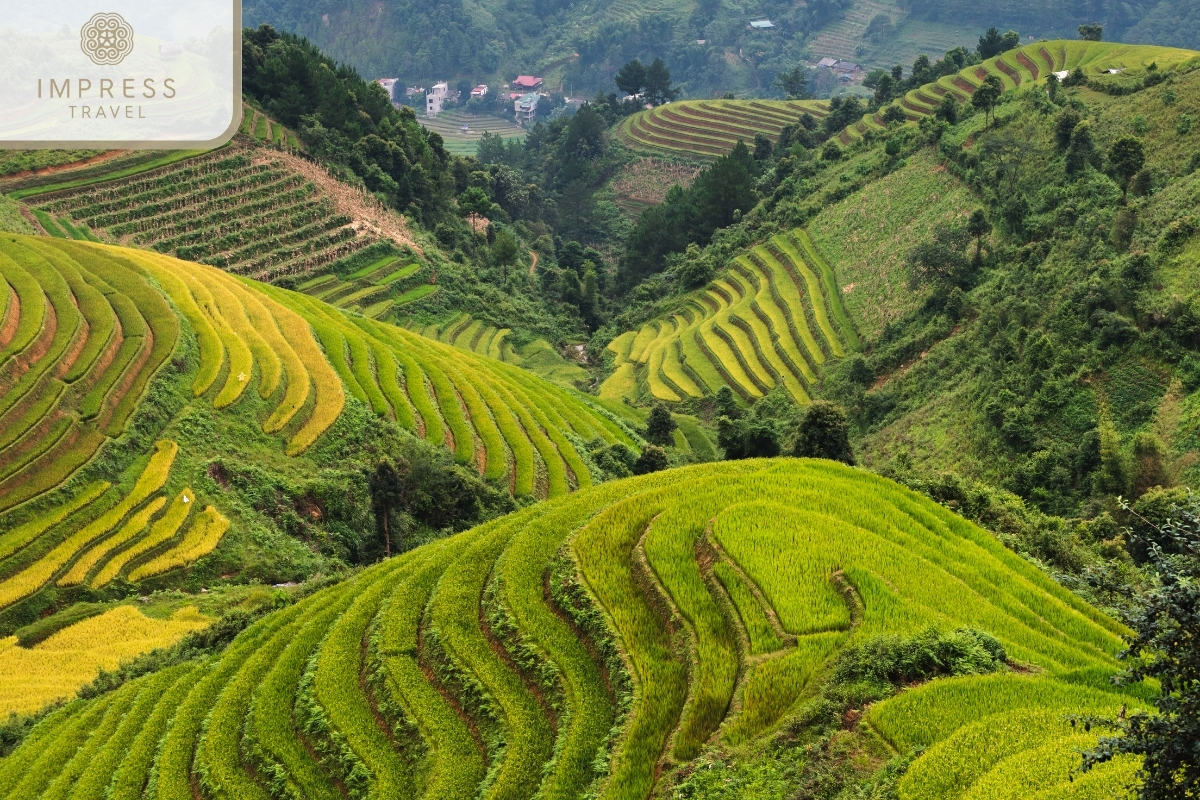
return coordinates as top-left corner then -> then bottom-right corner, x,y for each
80,13 -> 134,66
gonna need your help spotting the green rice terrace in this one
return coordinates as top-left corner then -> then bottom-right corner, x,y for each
409,311 -> 592,387
0,459 -> 1149,799
295,252 -> 437,322
602,229 -> 859,404
617,99 -> 831,159
0,234 -> 642,618
420,111 -> 528,157
841,39 -> 1200,144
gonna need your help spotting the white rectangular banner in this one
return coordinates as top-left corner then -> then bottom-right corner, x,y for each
0,0 -> 241,148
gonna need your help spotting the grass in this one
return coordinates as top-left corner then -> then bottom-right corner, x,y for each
806,148 -> 974,339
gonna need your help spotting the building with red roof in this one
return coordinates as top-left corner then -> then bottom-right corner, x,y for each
513,75 -> 543,90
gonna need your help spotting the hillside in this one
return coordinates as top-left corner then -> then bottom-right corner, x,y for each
0,459 -> 1147,799
0,235 -> 642,651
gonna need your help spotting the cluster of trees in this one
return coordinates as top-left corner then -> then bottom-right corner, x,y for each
242,25 -> 460,226
710,387 -> 855,464
613,58 -> 680,105
619,142 -> 759,289
865,42 -> 991,107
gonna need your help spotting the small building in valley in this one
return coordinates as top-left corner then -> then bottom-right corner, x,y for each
513,75 -> 543,91
426,82 -> 450,116
749,19 -> 774,29
375,78 -> 399,101
514,92 -> 541,121
470,84 -> 489,98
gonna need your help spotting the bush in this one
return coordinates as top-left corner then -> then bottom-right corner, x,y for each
633,445 -> 669,475
831,627 -> 1007,692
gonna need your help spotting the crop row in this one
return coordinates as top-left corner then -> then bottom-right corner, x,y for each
622,99 -> 830,159
842,40 -> 1198,145
601,229 -> 857,404
0,237 -> 180,513
1,460 -> 1138,799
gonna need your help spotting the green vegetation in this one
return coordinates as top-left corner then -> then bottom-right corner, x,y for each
419,111 -> 527,157
602,228 -> 855,404
0,460 -> 1145,798
619,99 -> 831,160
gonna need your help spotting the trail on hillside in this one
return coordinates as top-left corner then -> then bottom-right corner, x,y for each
529,250 -> 539,276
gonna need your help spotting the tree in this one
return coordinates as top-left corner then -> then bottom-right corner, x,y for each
907,224 -> 972,292
645,405 -> 678,446
1079,22 -> 1104,41
966,209 -> 993,267
822,141 -> 843,161
491,229 -> 519,283
883,104 -> 908,125
874,74 -> 895,105
633,445 -> 669,475
369,460 -> 404,557
615,59 -> 647,96
1079,499 -> 1200,798
1000,30 -> 1021,52
1055,109 -> 1081,151
644,59 -> 679,106
718,416 -> 780,460
977,27 -> 1005,59
935,93 -> 959,124
792,401 -> 854,464
458,186 -> 494,234
971,75 -> 1003,128
1066,120 -> 1102,176
1108,136 -> 1146,200
716,386 -> 741,419
774,66 -> 809,99
753,132 -> 772,162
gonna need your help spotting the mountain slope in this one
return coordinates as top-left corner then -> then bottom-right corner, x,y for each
0,235 -> 640,634
0,459 -> 1142,799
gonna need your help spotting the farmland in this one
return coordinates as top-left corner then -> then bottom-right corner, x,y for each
601,228 -> 858,403
617,99 -> 831,160
840,39 -> 1199,145
0,235 -> 640,613
410,311 -> 592,387
296,249 -> 434,324
0,459 -> 1145,799
419,110 -> 527,156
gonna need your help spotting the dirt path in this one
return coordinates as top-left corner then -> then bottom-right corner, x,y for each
263,149 -> 424,256
528,250 -> 538,276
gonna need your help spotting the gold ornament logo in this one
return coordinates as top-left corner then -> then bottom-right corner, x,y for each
80,13 -> 134,66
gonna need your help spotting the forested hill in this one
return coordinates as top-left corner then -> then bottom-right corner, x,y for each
245,0 -> 1200,97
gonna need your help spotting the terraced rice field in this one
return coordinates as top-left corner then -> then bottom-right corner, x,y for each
297,253 -> 434,321
419,111 -> 527,156
843,39 -> 1199,145
410,312 -> 591,387
0,235 -> 641,610
240,104 -> 301,149
0,459 -> 1141,800
27,145 -> 380,282
601,229 -> 858,403
617,99 -> 831,159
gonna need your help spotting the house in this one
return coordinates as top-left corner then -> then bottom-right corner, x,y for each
426,82 -> 450,116
832,61 -> 858,75
375,78 -> 399,102
817,57 -> 838,68
513,75 -> 543,91
405,86 -> 424,98
514,92 -> 541,121
470,84 -> 489,98
749,19 -> 774,29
